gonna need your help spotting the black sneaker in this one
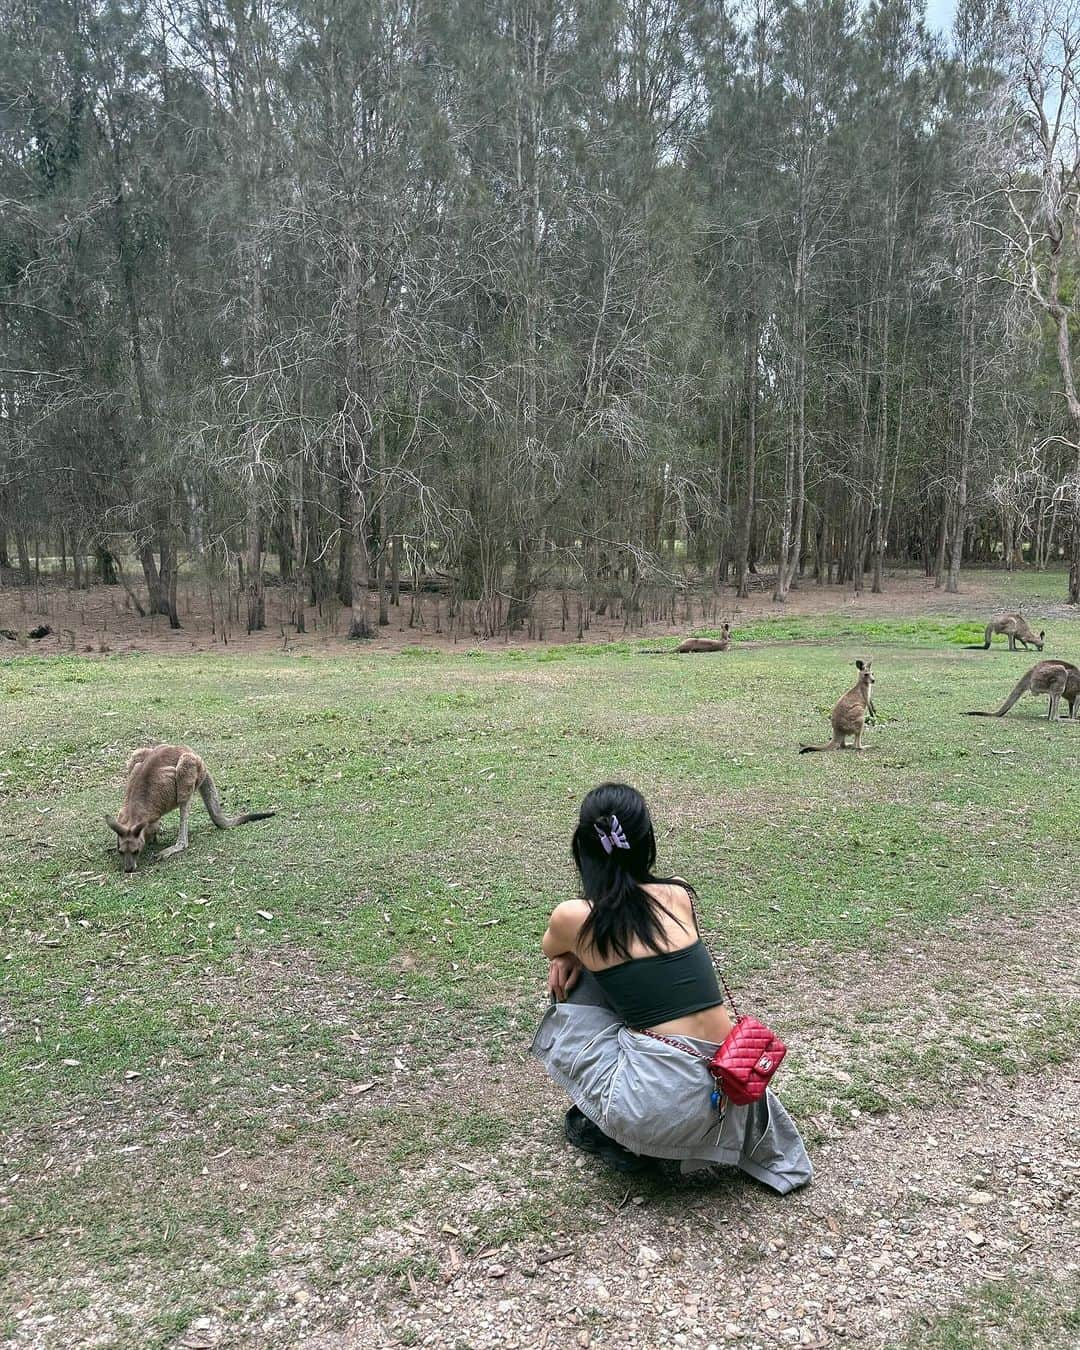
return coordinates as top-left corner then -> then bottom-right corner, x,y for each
563,1107 -> 652,1174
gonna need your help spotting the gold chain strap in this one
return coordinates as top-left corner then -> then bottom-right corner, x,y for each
677,880 -> 742,1024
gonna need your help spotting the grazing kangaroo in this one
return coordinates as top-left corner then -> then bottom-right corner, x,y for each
966,660 -> 1080,722
676,623 -> 731,654
968,613 -> 1045,652
107,745 -> 275,872
799,660 -> 876,753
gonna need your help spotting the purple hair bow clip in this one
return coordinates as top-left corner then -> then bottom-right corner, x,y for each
595,814 -> 630,855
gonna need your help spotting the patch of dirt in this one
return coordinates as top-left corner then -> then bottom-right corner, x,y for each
0,569 -> 1068,661
5,896 -> 1079,1349
301,1064 -> 1080,1350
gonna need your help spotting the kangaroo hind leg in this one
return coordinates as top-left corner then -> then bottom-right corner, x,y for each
125,747 -> 152,777
174,752 -> 202,800
159,753 -> 202,858
158,798 -> 193,859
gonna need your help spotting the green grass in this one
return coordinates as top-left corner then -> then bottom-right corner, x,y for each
906,1276 -> 1080,1347
2,621 -> 1079,1342
620,613 -> 1057,650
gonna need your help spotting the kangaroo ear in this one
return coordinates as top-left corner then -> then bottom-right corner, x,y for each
855,660 -> 864,670
105,815 -> 123,835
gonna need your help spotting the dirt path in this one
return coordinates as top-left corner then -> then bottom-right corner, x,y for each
4,899 -> 1078,1349
144,904 -> 1075,1349
4,907 -> 1074,1350
327,1064 -> 1079,1350
1,569 -> 1070,660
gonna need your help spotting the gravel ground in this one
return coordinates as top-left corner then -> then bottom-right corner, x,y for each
7,909 -> 1077,1349
313,1068 -> 1079,1349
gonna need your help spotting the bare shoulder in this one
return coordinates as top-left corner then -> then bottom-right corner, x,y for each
644,879 -> 698,932
547,898 -> 590,935
646,877 -> 696,905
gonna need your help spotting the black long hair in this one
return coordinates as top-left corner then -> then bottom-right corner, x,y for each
572,783 -> 684,961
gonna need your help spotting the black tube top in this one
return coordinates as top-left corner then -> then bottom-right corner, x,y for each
591,939 -> 722,1026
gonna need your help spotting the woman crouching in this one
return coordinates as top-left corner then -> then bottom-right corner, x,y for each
531,782 -> 812,1194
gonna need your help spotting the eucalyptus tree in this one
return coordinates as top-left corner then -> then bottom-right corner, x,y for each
993,0 -> 1080,601
768,0 -> 859,601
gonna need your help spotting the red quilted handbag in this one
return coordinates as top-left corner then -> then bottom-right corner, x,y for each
707,1013 -> 787,1105
642,885 -> 786,1106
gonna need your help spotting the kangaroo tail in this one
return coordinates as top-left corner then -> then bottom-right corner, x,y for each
993,674 -> 1031,716
966,673 -> 1030,718
199,773 -> 276,829
799,743 -> 826,753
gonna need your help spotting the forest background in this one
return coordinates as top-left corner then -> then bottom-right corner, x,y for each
3,0 -> 1080,642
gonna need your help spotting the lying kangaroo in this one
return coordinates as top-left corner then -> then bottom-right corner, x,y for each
966,660 -> 1080,722
676,623 -> 732,654
107,744 -> 275,872
968,613 -> 1045,652
800,660 -> 876,753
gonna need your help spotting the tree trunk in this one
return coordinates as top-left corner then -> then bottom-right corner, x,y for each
377,426 -> 389,625
336,475 -> 353,606
946,267 -> 976,595
291,461 -> 306,634
506,537 -> 535,631
139,544 -> 165,612
245,503 -> 265,631
160,532 -> 181,629
348,451 -> 373,640
15,532 -> 31,584
775,256 -> 807,601
934,500 -> 949,589
735,310 -> 759,600
95,548 -> 118,585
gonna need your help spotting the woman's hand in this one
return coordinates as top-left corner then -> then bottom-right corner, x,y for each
547,953 -> 582,1001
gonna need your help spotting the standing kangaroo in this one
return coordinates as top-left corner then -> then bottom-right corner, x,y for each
966,660 -> 1080,722
676,623 -> 732,654
800,660 -> 876,753
107,745 -> 275,872
968,613 -> 1045,652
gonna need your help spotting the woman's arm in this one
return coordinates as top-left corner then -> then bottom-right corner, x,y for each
541,899 -> 587,958
543,901 -> 588,1001
547,953 -> 581,1000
